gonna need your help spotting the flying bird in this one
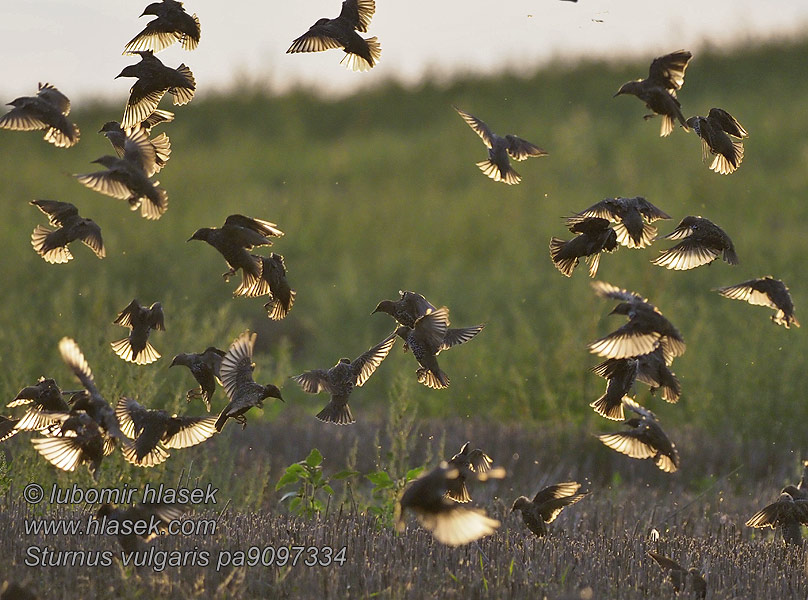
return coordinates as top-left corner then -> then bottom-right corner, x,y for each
549,217 -> 618,278
116,50 -> 195,129
189,215 -> 284,297
647,552 -> 707,598
287,0 -> 381,71
745,486 -> 808,546
687,108 -> 748,174
396,461 -> 504,546
8,377 -> 70,434
215,331 -> 283,432
373,290 -> 437,329
115,397 -> 218,467
511,481 -> 589,537
454,106 -> 547,185
0,417 -> 20,443
74,128 -> 168,220
291,333 -> 396,424
29,200 -> 104,264
99,120 -> 171,176
593,347 -> 681,405
565,196 -> 671,249
445,442 -> 494,503
596,398 -> 679,473
715,277 -> 798,329
231,253 -> 296,320
123,0 -> 201,55
110,299 -> 165,365
170,347 -> 226,411
0,83 -> 79,147
589,356 -> 637,421
614,50 -> 692,136
30,411 -> 108,479
652,216 -> 738,270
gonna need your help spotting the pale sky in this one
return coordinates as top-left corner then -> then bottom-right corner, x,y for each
2,1 -> 807,102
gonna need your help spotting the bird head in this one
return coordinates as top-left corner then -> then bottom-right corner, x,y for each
614,81 -> 641,97
263,384 -> 284,402
188,228 -> 211,242
141,2 -> 164,17
98,121 -> 123,134
91,155 -> 119,169
609,302 -> 632,316
372,300 -> 394,316
169,354 -> 188,368
511,496 -> 531,513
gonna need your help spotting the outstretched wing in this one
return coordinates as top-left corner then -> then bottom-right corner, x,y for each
454,106 -> 494,148
353,333 -> 397,387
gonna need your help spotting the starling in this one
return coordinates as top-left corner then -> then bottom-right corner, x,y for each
588,281 -> 686,363
396,461 -> 504,546
123,0 -> 201,55
115,397 -> 217,467
373,290 -> 437,329
549,217 -> 618,278
0,416 -> 20,443
287,0 -> 381,72
189,214 -> 284,297
59,337 -> 125,441
565,196 -> 671,249
29,200 -> 104,264
95,502 -> 186,554
445,442 -> 494,503
74,127 -> 168,220
614,50 -> 692,137
745,486 -> 808,546
99,120 -> 171,176
652,216 -> 738,270
596,397 -> 679,473
116,50 -> 195,129
715,277 -> 799,329
215,331 -> 283,432
170,347 -> 226,411
30,411 -> 107,479
0,83 -> 79,148
589,357 -> 637,421
647,552 -> 707,598
291,333 -> 396,425
394,307 -> 485,389
110,299 -> 165,365
687,108 -> 748,174
511,481 -> 589,537
232,253 -> 296,319
454,106 -> 547,185
8,376 -> 70,433
594,347 -> 681,405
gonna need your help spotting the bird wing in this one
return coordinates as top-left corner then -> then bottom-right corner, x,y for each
123,85 -> 167,130
539,492 -> 588,524
76,220 -> 106,259
715,281 -> 777,309
590,280 -> 646,304
532,482 -> 582,505
652,239 -> 720,271
0,106 -> 49,131
124,21 -> 183,55
163,416 -> 218,449
466,448 -> 493,473
353,332 -> 397,387
115,396 -> 149,439
37,83 -> 71,115
122,127 -> 158,176
338,0 -> 376,33
597,431 -> 657,460
415,306 -> 451,350
648,50 -> 692,91
147,302 -> 166,331
113,299 -> 141,329
565,199 -> 620,224
634,197 -> 672,222
30,199 -> 78,227
58,337 -> 99,397
588,323 -> 661,360
453,106 -> 494,149
74,168 -> 134,201
287,28 -> 344,54
707,107 -> 748,138
505,135 -> 547,161
220,331 -> 257,401
224,214 -> 284,239
291,370 -> 332,394
438,324 -> 485,353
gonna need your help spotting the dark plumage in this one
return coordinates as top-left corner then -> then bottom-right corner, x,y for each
110,299 -> 165,365
394,306 -> 485,389
287,0 -> 380,71
123,0 -> 201,55
31,411 -> 107,479
116,50 -> 195,129
0,416 -> 20,443
597,398 -> 679,473
189,214 -> 284,297
74,127 -> 168,220
593,347 -> 681,405
29,200 -> 104,264
589,357 -> 637,421
588,281 -> 686,363
511,481 -> 589,537
746,486 -> 808,546
445,442 -> 494,503
373,290 -> 437,329
396,462 -> 504,546
715,277 -> 799,329
614,50 -> 692,137
232,253 -> 296,319
565,196 -> 671,249
170,347 -> 225,411
687,108 -> 748,174
647,552 -> 707,598
454,106 -> 547,185
549,217 -> 618,278
292,333 -> 396,425
653,216 -> 738,270
8,376 -> 70,434
215,331 -> 283,432
99,119 -> 171,176
95,502 -> 186,554
0,83 -> 79,147
115,397 -> 217,467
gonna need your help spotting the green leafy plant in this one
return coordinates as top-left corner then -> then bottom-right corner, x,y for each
275,448 -> 357,518
365,466 -> 425,528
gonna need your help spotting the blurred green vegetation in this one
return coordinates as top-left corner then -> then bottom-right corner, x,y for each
0,36 -> 806,462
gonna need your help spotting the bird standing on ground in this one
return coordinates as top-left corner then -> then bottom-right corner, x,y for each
291,333 -> 396,425
215,331 -> 283,431
445,442 -> 494,503
614,50 -> 692,137
715,277 -> 799,329
652,216 -> 738,270
110,299 -> 165,365
29,200 -> 104,264
123,0 -> 201,55
565,196 -> 671,249
454,106 -> 548,185
287,0 -> 381,71
687,108 -> 748,174
511,481 -> 589,537
549,217 -> 618,278
0,83 -> 79,147
170,347 -> 225,411
647,551 -> 707,598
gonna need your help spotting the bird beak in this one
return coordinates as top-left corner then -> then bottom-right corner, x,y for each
612,91 -> 621,98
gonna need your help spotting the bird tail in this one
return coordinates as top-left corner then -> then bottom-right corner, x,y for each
589,394 -> 626,421
44,122 -> 80,148
111,338 -> 161,365
140,185 -> 168,220
180,15 -> 201,51
549,238 -> 576,277
416,367 -> 450,389
214,411 -> 229,432
235,258 -> 271,298
341,37 -> 381,71
723,246 -> 739,266
31,225 -> 73,263
476,159 -> 520,185
659,114 -> 674,137
585,253 -> 601,278
264,289 -> 296,320
315,401 -> 355,425
170,65 -> 196,105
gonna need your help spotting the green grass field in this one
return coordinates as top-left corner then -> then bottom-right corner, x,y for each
1,37 -> 808,598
